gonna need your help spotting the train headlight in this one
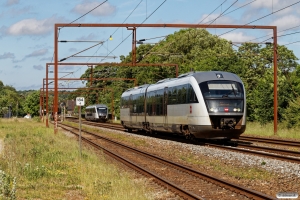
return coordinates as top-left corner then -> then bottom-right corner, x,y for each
233,108 -> 237,112
209,108 -> 218,112
237,108 -> 241,112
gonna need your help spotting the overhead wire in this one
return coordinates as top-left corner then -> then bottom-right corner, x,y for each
59,41 -> 105,62
284,40 -> 300,46
48,0 -> 109,81
205,0 -> 238,27
140,0 -> 240,62
247,24 -> 300,43
139,0 -> 300,65
110,0 -> 143,37
60,0 -> 108,30
99,0 -> 167,62
85,0 -> 144,65
218,1 -> 300,37
226,1 -> 300,50
198,0 -> 227,24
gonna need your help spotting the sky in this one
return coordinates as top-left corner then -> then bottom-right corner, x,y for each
1,0 -> 300,91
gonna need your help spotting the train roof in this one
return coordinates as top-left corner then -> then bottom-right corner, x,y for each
124,84 -> 150,92
86,104 -> 108,108
153,71 -> 242,84
122,71 -> 243,95
191,71 -> 242,83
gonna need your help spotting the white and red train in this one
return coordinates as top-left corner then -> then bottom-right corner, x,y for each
120,71 -> 246,140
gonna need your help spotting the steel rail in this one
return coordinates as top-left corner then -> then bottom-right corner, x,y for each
59,122 -> 276,200
235,143 -> 300,158
65,117 -> 300,163
58,123 -> 203,200
239,136 -> 300,148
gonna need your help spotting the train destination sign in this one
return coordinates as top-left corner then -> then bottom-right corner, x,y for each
76,97 -> 85,106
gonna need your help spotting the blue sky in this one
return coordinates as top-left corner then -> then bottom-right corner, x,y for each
1,0 -> 300,91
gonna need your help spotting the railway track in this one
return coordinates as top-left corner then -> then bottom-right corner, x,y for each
64,118 -> 300,164
238,135 -> 300,148
58,122 -> 275,200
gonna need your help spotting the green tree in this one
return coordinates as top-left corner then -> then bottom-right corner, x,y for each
0,82 -> 24,117
76,28 -> 299,123
237,43 -> 299,124
23,91 -> 40,117
283,96 -> 300,128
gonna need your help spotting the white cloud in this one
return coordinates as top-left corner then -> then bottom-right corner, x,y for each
7,15 -> 65,36
5,0 -> 19,6
69,47 -> 78,52
33,64 -> 43,70
270,15 -> 300,31
16,83 -> 40,91
40,57 -> 53,61
72,2 -> 116,16
247,0 -> 300,17
13,65 -> 22,69
76,33 -> 98,40
250,0 -> 279,9
26,49 -> 48,58
0,52 -> 15,59
198,13 -> 233,25
220,32 -> 255,43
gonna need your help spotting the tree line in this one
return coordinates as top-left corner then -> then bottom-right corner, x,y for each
79,28 -> 300,128
0,82 -> 40,118
2,28 -> 300,128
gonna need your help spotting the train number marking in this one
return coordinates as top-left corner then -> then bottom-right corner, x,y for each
76,97 -> 85,106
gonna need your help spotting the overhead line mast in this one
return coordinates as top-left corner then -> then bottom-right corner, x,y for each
54,23 -> 278,134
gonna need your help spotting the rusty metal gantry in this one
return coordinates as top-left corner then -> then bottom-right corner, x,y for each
43,89 -> 105,118
54,23 -> 278,134
42,87 -> 114,127
41,90 -> 96,120
43,62 -> 139,127
49,60 -> 178,133
42,76 -> 137,126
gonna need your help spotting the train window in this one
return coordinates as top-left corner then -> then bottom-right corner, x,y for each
151,92 -> 156,115
166,85 -> 188,105
137,94 -> 144,114
129,94 -> 133,113
177,85 -> 187,104
188,84 -> 198,103
132,94 -> 137,113
97,108 -> 107,114
200,81 -> 244,98
156,89 -> 163,115
122,96 -> 128,108
168,87 -> 177,105
168,88 -> 173,105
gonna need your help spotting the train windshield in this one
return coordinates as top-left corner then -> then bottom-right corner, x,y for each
97,108 -> 107,114
199,81 -> 244,113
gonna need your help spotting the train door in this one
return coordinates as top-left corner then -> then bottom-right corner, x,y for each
163,87 -> 168,130
129,94 -> 132,126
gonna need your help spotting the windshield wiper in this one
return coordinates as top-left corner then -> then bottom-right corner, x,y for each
231,84 -> 237,97
222,84 -> 237,98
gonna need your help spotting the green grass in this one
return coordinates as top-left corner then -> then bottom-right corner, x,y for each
63,120 -> 150,148
0,118 -> 152,200
244,121 -> 300,140
178,151 -> 273,182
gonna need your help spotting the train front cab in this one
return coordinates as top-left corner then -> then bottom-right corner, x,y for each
96,106 -> 109,122
120,72 -> 246,140
189,78 -> 246,139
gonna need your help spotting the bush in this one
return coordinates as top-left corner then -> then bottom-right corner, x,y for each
0,170 -> 16,200
283,97 -> 300,128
